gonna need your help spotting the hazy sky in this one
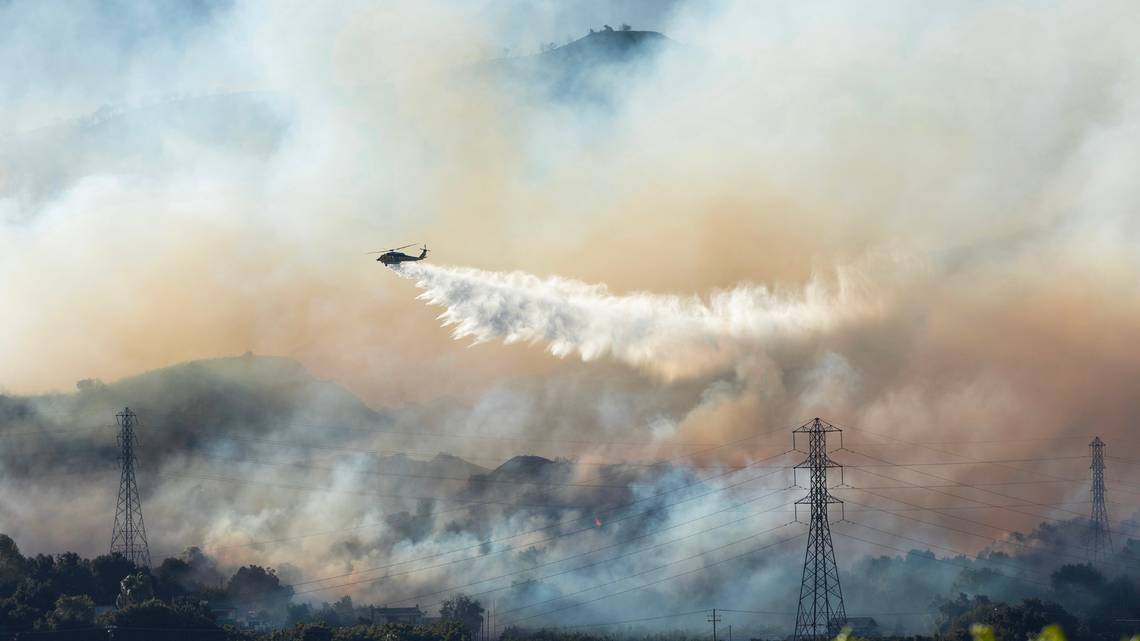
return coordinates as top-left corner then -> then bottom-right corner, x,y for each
3,0 -> 1139,435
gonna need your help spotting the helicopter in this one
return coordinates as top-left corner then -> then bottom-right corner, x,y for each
367,243 -> 430,265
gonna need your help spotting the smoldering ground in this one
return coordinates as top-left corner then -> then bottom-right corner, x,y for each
3,0 -> 1140,634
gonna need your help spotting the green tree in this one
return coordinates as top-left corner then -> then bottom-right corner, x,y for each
50,553 -> 97,598
155,557 -> 193,600
0,596 -> 42,634
48,594 -> 95,630
116,572 -> 154,609
1050,563 -> 1104,615
100,599 -> 223,641
90,553 -> 138,605
299,624 -> 332,641
0,535 -> 26,598
13,578 -> 56,611
227,566 -> 292,604
939,596 -> 1076,641
287,602 -> 315,625
439,594 -> 484,634
227,565 -> 293,622
330,595 -> 355,624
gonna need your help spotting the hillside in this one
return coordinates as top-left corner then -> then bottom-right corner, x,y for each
0,354 -> 489,482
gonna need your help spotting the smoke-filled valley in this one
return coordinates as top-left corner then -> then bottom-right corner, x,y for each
3,1 -> 1140,639
3,353 -> 1140,638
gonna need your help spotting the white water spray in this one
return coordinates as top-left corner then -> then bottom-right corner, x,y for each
395,263 -> 870,379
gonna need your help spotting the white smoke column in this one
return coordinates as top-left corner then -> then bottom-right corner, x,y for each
396,262 -> 878,379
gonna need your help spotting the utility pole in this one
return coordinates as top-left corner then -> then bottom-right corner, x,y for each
792,418 -> 847,641
708,608 -> 722,641
1088,437 -> 1112,563
110,407 -> 151,567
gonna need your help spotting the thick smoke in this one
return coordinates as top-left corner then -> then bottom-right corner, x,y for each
4,0 -> 1140,636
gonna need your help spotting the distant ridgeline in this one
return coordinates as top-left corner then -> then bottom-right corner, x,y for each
471,28 -> 676,105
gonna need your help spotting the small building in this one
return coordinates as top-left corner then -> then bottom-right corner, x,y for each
204,602 -> 270,630
207,602 -> 238,626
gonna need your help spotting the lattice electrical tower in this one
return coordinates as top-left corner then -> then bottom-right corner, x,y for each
792,418 -> 847,641
1087,436 -> 1112,563
110,407 -> 151,567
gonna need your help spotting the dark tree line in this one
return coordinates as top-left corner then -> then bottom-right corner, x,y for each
5,531 -> 1139,640
0,534 -> 479,641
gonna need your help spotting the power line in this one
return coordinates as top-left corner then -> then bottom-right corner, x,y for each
293,478 -> 794,602
137,423 -> 805,561
239,435 -> 803,611
137,449 -> 798,513
517,609 -> 711,630
842,512 -> 1052,583
0,424 -> 118,438
721,607 -> 930,618
834,520 -> 1053,590
496,526 -> 806,631
841,456 -> 1088,467
152,422 -> 805,561
282,448 -> 797,592
840,422 -> 1140,499
839,478 -> 1140,572
164,492 -> 1102,564
144,464 -> 774,561
10,440 -> 1138,574
817,499 -> 1095,513
846,435 -> 1090,446
403,488 -> 798,613
842,446 -> 1140,534
64,431 -> 1105,469
161,447 -> 1100,498
841,447 -> 1081,525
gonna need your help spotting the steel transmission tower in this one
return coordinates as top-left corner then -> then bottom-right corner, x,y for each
110,407 -> 151,566
792,418 -> 847,641
1088,436 -> 1112,563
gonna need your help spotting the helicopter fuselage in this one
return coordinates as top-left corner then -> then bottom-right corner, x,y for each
378,248 -> 428,265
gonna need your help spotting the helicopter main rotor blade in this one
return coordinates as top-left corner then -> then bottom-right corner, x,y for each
365,243 -> 416,254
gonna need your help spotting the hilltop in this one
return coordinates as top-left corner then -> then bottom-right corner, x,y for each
0,354 -> 489,482
476,28 -> 675,104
